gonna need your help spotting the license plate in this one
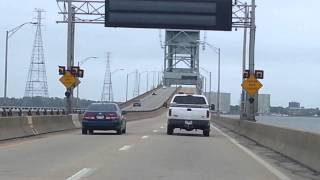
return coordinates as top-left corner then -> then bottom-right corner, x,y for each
185,120 -> 193,125
96,115 -> 104,119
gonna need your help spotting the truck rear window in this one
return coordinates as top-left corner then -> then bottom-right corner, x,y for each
173,96 -> 206,105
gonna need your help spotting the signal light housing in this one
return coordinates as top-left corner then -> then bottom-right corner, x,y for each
58,66 -> 66,75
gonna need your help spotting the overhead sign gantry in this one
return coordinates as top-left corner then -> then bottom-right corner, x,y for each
105,0 -> 232,31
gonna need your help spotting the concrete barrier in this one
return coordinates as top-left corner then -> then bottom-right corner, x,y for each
32,115 -> 76,134
0,117 -> 34,140
213,116 -> 320,172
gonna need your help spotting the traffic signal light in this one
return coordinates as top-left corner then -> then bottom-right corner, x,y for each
78,69 -> 84,78
71,66 -> 80,76
243,70 -> 250,79
255,70 -> 264,79
58,66 -> 66,75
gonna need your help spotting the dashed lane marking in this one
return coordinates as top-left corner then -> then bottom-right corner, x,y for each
160,126 -> 164,129
119,145 -> 132,151
211,124 -> 291,180
153,130 -> 158,133
66,168 -> 94,180
141,136 -> 149,139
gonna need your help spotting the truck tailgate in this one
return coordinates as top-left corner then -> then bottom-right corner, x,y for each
171,107 -> 209,121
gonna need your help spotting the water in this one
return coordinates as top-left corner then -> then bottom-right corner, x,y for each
222,115 -> 320,134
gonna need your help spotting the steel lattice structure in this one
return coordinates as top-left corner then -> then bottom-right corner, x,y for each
56,0 -> 252,28
24,9 -> 49,98
101,53 -> 113,102
57,0 -> 105,24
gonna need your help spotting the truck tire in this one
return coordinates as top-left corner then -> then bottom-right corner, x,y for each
167,125 -> 174,135
203,129 -> 210,137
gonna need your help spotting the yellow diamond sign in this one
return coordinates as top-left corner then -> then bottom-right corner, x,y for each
241,75 -> 263,96
59,71 -> 76,89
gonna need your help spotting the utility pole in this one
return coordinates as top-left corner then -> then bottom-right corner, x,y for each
247,0 -> 256,121
66,0 -> 75,114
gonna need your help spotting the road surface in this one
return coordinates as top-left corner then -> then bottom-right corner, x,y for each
0,112 -> 303,180
123,87 -> 176,111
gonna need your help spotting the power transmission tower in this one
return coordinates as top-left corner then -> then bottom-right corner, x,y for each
101,52 -> 113,102
24,9 -> 49,98
133,70 -> 139,97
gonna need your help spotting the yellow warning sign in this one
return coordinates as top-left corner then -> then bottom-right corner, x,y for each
59,71 -> 76,89
241,75 -> 263,96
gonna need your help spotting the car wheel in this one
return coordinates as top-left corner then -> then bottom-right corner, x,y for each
82,128 -> 87,135
122,128 -> 126,134
167,125 -> 174,135
89,130 -> 94,134
203,129 -> 210,137
117,128 -> 122,135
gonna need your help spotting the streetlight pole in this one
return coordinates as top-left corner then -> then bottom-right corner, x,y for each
4,31 -> 8,102
126,71 -> 136,102
139,71 -> 148,94
3,22 -> 36,103
217,48 -> 221,116
198,40 -> 221,115
200,67 -> 212,106
109,69 -> 124,102
76,56 -> 97,108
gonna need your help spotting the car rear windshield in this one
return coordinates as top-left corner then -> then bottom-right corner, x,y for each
87,104 -> 118,112
173,96 -> 207,105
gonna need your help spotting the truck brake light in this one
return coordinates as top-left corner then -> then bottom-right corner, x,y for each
207,110 -> 210,118
169,109 -> 172,116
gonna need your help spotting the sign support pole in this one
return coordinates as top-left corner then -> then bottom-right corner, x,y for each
66,1 -> 75,114
247,0 -> 256,121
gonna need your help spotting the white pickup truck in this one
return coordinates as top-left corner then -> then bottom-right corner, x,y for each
167,94 -> 213,137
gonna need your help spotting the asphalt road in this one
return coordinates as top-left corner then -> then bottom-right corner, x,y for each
123,87 -> 176,111
0,113 -> 300,180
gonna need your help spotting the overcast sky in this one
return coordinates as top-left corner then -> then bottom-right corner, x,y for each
0,0 -> 319,107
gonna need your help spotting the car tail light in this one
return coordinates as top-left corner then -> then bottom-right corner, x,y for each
104,112 -> 119,120
168,109 -> 172,116
207,110 -> 210,118
84,112 -> 95,120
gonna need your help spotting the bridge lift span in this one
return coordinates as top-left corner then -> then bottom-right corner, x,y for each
163,30 -> 203,92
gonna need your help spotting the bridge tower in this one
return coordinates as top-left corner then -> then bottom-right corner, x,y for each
24,9 -> 49,98
163,30 -> 203,92
101,52 -> 113,102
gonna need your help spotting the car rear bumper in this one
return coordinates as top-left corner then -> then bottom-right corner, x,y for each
168,119 -> 210,131
82,120 -> 122,130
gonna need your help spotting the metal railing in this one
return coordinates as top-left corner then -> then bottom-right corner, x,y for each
0,106 -> 86,117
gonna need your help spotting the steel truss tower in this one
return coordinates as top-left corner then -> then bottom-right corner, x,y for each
101,53 -> 113,102
24,9 -> 49,98
163,30 -> 202,91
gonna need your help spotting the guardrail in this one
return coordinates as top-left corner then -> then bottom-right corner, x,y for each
0,106 -> 86,117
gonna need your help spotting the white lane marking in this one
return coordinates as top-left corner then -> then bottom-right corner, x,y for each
160,126 -> 164,129
211,125 -> 291,180
119,145 -> 132,151
153,130 -> 159,133
141,135 -> 149,139
66,168 -> 94,180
